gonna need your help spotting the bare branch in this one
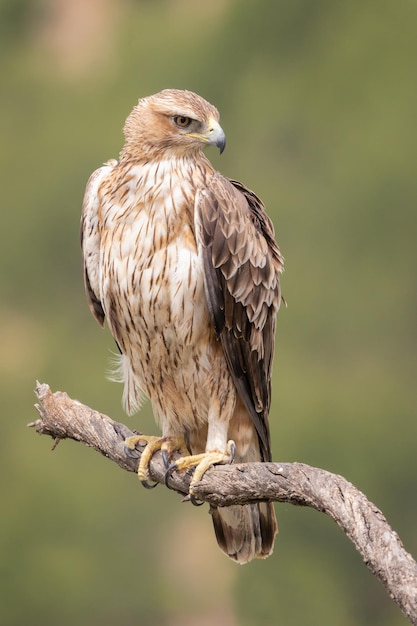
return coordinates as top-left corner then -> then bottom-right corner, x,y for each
30,383 -> 417,624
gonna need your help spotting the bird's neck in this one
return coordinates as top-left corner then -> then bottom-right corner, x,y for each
119,142 -> 209,164
117,150 -> 216,192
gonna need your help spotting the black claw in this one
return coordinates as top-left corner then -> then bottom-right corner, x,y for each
164,462 -> 177,487
189,493 -> 204,506
229,441 -> 236,464
141,479 -> 159,490
182,494 -> 200,504
124,444 -> 141,459
161,449 -> 170,470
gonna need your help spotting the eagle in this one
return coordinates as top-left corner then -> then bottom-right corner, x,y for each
81,89 -> 284,564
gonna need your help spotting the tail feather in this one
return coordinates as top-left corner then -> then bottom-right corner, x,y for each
210,501 -> 277,564
108,352 -> 145,415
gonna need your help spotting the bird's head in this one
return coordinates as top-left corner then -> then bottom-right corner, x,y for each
121,89 -> 226,159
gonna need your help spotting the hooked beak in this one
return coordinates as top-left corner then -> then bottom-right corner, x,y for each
186,119 -> 226,154
206,119 -> 226,154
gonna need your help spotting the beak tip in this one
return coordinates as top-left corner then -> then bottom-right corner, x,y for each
218,141 -> 226,155
216,133 -> 226,155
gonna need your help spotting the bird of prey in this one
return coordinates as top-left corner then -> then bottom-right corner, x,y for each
81,89 -> 284,564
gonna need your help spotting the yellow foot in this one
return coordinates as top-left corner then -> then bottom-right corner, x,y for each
124,434 -> 189,488
166,440 -> 236,500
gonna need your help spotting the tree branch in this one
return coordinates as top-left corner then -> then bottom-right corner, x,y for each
29,382 -> 417,625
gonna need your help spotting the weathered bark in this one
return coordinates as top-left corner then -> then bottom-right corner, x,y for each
30,382 -> 417,625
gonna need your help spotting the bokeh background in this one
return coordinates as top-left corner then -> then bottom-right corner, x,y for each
1,1 -> 416,624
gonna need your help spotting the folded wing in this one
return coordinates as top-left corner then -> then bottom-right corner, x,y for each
195,173 -> 283,461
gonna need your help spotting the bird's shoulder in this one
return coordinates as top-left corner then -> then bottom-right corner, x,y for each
82,159 -> 118,210
196,171 -> 284,294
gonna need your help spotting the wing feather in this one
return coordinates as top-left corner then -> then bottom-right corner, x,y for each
80,159 -> 117,327
196,173 -> 284,461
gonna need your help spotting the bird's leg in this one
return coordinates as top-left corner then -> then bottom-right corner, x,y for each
125,434 -> 189,488
166,440 -> 236,500
165,401 -> 237,501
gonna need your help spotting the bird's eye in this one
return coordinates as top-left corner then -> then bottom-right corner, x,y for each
173,116 -> 192,128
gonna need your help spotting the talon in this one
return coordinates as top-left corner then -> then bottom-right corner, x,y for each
161,449 -> 170,470
181,493 -> 204,506
168,443 -> 237,500
164,461 -> 177,487
124,443 -> 141,459
141,479 -> 159,490
189,493 -> 204,507
124,435 -> 146,449
228,440 -> 236,464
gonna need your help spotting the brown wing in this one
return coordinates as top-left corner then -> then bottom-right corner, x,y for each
196,172 -> 284,462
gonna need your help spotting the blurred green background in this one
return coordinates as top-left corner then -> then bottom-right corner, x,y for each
1,1 -> 416,624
